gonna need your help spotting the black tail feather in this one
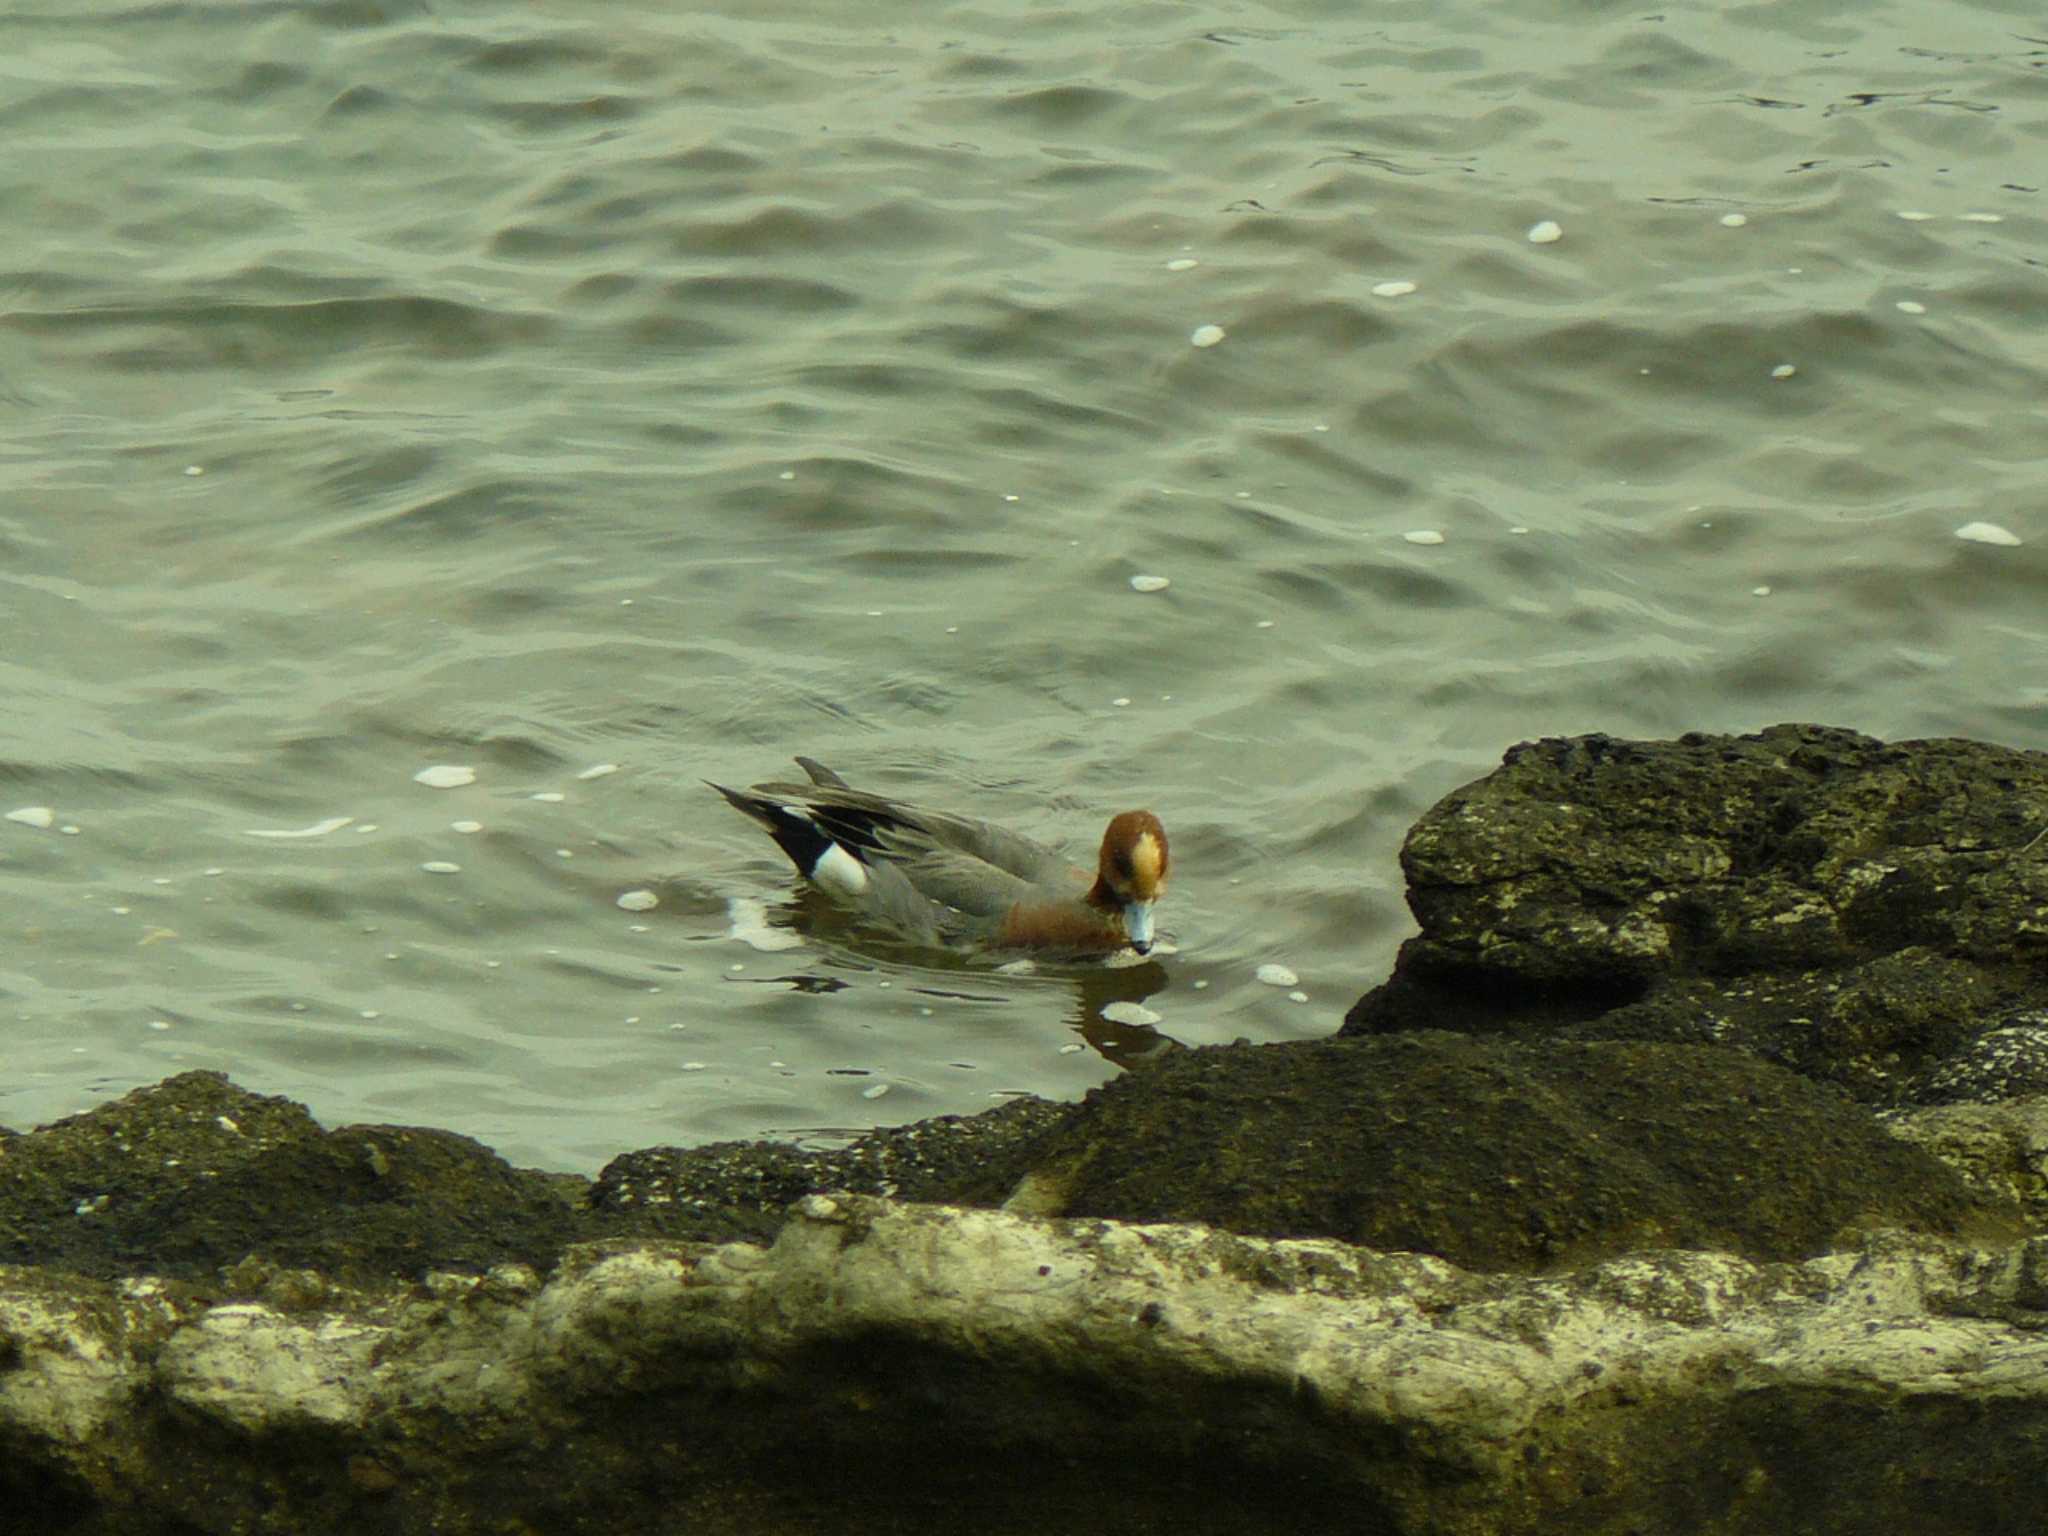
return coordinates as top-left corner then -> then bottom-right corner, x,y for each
794,756 -> 850,789
708,782 -> 848,879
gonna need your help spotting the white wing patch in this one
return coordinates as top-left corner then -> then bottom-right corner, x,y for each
810,838 -> 870,896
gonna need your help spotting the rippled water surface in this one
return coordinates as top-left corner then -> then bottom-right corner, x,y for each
4,0 -> 2045,1168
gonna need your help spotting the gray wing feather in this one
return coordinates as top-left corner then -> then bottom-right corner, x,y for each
746,779 -> 1074,885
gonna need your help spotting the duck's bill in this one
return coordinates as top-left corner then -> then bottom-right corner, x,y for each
1122,900 -> 1156,954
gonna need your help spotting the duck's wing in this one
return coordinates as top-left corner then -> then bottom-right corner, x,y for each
738,779 -> 929,861
745,778 -> 1075,886
873,834 -> 1041,920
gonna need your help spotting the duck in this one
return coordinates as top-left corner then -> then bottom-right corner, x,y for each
709,757 -> 1169,955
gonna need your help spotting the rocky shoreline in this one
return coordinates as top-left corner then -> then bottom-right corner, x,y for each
5,725 -> 2046,1534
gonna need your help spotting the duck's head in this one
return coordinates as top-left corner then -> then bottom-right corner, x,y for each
1096,810 -> 1170,954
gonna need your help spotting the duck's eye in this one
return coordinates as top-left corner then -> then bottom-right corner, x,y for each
1111,849 -> 1136,881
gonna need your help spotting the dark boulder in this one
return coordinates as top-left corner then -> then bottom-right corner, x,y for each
1346,725 -> 2048,1105
967,1033 -> 2017,1271
0,1071 -> 592,1284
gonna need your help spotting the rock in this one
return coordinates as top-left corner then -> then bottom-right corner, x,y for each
1549,948 -> 2016,1101
1906,1018 -> 2048,1106
0,1071 -> 594,1283
1880,1099 -> 2048,1223
0,1074 -> 1073,1282
4,1195 -> 2048,1535
590,1095 -> 1071,1242
962,1033 -> 2018,1271
1345,725 -> 2048,1105
156,1302 -> 376,1434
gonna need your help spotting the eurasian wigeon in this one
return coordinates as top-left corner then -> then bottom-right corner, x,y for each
710,757 -> 1169,956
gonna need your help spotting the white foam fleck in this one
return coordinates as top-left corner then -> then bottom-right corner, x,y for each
1403,529 -> 1446,545
1960,212 -> 2003,223
1255,619 -> 1275,629
1166,258 -> 1199,271
1770,364 -> 1797,379
413,765 -> 475,789
1719,213 -> 1748,228
60,824 -> 80,835
1190,323 -> 1226,348
148,1019 -> 171,1031
245,816 -> 354,840
183,465 -> 204,476
861,1082 -> 891,1100
1256,963 -> 1299,988
1896,210 -> 1936,221
420,861 -> 461,875
1752,585 -> 1773,596
451,820 -> 483,834
1956,522 -> 2021,547
680,1062 -> 707,1072
530,791 -> 565,803
577,763 -> 619,781
1058,1042 -> 1085,1055
1102,1001 -> 1162,1026
997,958 -> 1038,976
1371,280 -> 1417,298
1192,978 -> 1210,990
1112,696 -> 1132,708
1130,574 -> 1170,593
1527,219 -> 1563,244
1289,990 -> 1310,1003
6,806 -> 55,829
778,469 -> 796,480
616,889 -> 660,912
1896,300 -> 1927,315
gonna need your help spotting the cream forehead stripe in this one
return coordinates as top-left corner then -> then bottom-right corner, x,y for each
1129,830 -> 1165,889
